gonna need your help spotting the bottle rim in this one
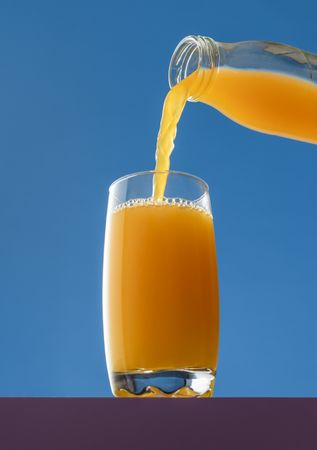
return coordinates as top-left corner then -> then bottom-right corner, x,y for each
168,35 -> 218,90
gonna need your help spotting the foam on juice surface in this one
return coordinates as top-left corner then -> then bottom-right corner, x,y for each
113,197 -> 212,217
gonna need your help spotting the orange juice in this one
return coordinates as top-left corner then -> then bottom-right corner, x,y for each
199,68 -> 317,143
154,68 -> 317,198
104,200 -> 219,375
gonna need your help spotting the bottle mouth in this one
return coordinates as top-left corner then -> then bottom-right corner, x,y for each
168,35 -> 218,90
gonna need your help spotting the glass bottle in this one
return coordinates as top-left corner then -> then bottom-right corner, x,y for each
168,36 -> 317,144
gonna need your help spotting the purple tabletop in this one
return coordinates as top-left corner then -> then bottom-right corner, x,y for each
0,398 -> 316,449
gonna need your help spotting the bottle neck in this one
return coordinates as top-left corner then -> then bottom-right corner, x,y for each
168,35 -> 219,90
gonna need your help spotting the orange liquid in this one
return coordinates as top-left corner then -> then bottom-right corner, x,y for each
200,68 -> 317,143
154,68 -> 317,198
104,201 -> 219,373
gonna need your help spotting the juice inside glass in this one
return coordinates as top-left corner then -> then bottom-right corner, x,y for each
103,171 -> 219,397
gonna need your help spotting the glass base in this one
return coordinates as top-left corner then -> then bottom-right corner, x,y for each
111,368 -> 216,398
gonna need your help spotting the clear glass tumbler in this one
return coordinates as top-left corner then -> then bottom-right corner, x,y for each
103,170 -> 219,397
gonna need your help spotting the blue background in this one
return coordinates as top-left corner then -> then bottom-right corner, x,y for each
0,0 -> 316,397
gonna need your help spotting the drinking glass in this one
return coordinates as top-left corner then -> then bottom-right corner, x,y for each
103,170 -> 219,397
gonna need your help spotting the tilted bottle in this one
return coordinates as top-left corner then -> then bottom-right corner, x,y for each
168,36 -> 317,144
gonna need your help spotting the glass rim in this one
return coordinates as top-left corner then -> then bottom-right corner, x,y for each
109,170 -> 210,193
